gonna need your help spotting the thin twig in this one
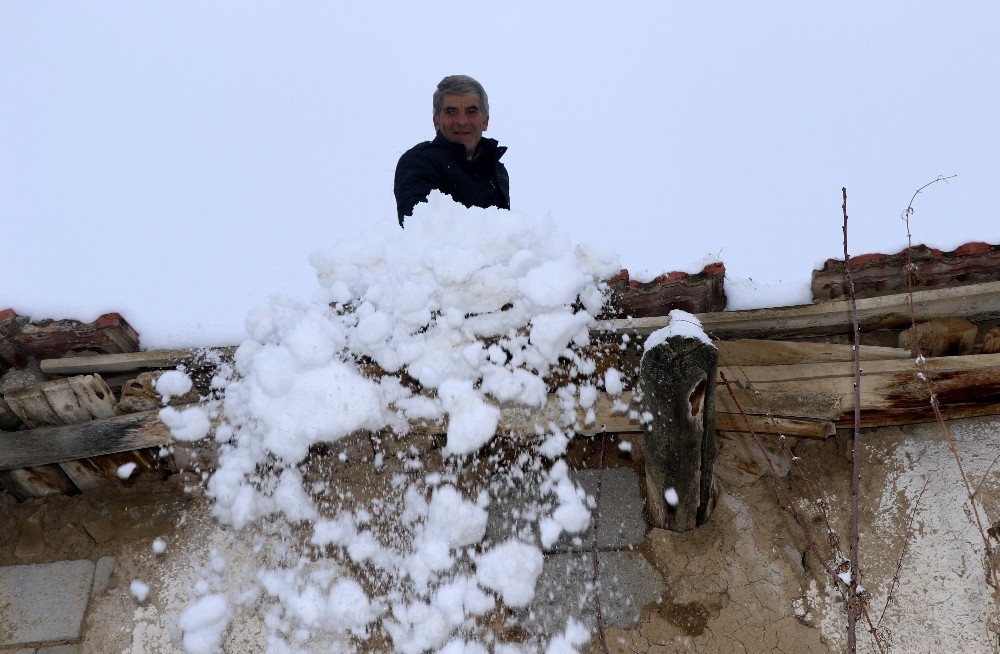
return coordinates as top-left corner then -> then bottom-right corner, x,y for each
973,450 -> 1000,501
842,187 -> 862,654
898,175 -> 999,591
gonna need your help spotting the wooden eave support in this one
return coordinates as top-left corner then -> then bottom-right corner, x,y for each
600,280 -> 1000,340
640,335 -> 719,532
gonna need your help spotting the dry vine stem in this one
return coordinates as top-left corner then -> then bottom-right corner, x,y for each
710,186 -> 894,654
898,175 -> 1000,593
842,186 -> 863,654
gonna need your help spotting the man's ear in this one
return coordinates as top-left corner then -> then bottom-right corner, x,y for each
483,115 -> 489,132
433,114 -> 440,132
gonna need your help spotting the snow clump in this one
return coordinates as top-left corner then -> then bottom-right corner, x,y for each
166,196 -> 626,652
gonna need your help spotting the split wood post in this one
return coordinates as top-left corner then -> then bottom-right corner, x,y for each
640,334 -> 718,531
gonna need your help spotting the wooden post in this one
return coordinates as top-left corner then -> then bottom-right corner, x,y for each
641,334 -> 718,531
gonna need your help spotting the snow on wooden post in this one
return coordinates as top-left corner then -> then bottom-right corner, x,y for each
640,311 -> 718,532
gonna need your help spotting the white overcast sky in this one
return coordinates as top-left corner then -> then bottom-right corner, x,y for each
2,2 -> 997,348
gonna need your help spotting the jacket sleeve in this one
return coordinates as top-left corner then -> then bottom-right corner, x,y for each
393,146 -> 440,227
495,161 -> 510,209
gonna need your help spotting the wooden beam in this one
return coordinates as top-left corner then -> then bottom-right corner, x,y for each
714,413 -> 835,439
715,386 -> 842,420
715,339 -> 909,367
0,391 -> 643,472
720,352 -> 1000,420
13,347 -> 1000,474
0,410 -> 170,471
719,352 -> 1000,385
39,347 -> 236,376
600,281 -> 1000,340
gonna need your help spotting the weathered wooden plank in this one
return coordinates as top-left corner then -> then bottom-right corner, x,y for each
715,386 -> 843,420
713,351 -> 1000,432
4,386 -> 64,428
0,392 -> 643,471
714,413 -> 835,439
39,346 -> 236,376
720,352 -> 1000,384
601,281 -> 1000,340
4,374 -> 118,428
716,339 -> 910,367
34,332 -> 913,381
497,392 -> 640,436
0,410 -> 171,471
66,374 -> 118,419
839,402 -> 1000,427
720,354 -> 1000,419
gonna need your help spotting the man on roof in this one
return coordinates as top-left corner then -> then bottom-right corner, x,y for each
393,75 -> 510,226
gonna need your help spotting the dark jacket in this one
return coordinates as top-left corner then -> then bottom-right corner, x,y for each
394,132 -> 510,226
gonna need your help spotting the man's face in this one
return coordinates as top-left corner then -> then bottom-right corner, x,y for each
433,93 -> 489,157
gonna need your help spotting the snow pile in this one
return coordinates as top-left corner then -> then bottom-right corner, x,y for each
169,194 -> 629,652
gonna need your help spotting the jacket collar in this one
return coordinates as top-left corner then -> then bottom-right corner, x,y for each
433,132 -> 506,161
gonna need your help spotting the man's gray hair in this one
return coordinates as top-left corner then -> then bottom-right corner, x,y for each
433,75 -> 489,119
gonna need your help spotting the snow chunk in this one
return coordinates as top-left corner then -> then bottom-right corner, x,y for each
604,367 -> 624,395
178,594 -> 230,654
426,485 -> 489,548
539,430 -> 571,459
326,578 -> 382,635
155,369 -> 194,402
545,618 -> 592,653
130,579 -> 149,602
519,255 -> 591,308
475,539 -> 544,607
117,462 -> 137,479
539,460 -> 591,548
159,405 -> 212,442
529,311 -> 592,363
438,379 -> 500,456
385,600 -> 452,654
433,575 -> 495,625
